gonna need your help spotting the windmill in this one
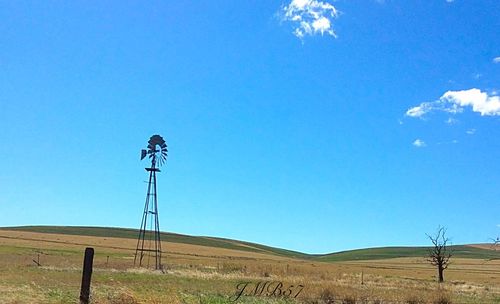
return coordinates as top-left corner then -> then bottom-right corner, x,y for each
134,134 -> 168,270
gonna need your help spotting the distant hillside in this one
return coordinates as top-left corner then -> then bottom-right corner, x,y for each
0,226 -> 309,259
1,226 -> 499,261
316,245 -> 500,262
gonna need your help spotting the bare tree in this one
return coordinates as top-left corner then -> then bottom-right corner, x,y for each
426,226 -> 452,283
489,236 -> 499,251
482,236 -> 500,262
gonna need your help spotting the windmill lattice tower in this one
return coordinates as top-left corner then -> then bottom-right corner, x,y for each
134,134 -> 168,270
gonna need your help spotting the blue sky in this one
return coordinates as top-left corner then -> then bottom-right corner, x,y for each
0,0 -> 499,254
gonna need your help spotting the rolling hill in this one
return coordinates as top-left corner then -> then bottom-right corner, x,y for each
1,225 -> 498,261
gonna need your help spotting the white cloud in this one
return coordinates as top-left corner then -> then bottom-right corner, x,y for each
280,0 -> 339,39
493,57 -> 500,63
466,128 -> 476,135
406,88 -> 500,118
413,139 -> 426,148
443,89 -> 500,116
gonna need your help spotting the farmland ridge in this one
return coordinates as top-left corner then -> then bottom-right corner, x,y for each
1,225 -> 498,262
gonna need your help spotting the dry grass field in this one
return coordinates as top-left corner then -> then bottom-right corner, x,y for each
0,228 -> 499,304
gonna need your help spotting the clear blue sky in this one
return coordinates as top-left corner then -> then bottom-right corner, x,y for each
0,1 -> 499,254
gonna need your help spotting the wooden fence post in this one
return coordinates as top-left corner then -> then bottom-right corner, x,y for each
80,247 -> 94,304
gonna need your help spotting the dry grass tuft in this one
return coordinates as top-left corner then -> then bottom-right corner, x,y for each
319,288 -> 336,303
405,295 -> 425,304
90,288 -> 139,304
432,293 -> 453,304
340,295 -> 356,304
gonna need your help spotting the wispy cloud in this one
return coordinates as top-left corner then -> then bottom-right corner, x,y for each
445,117 -> 458,125
406,88 -> 500,118
466,128 -> 476,135
437,139 -> 459,145
413,139 -> 426,148
280,0 -> 339,39
493,57 -> 500,64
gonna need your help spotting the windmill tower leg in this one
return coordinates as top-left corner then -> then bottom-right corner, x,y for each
134,167 -> 162,270
134,168 -> 153,267
152,170 -> 162,269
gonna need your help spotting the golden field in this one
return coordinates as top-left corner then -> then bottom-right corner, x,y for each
0,229 -> 499,304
